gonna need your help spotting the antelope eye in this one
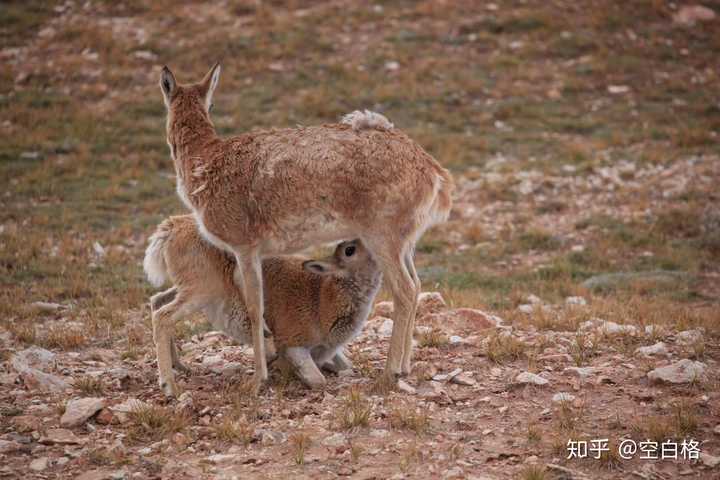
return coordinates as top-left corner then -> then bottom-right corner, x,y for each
344,245 -> 356,257
209,103 -> 214,112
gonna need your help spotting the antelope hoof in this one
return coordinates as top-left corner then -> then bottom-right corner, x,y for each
300,374 -> 327,390
159,378 -> 179,398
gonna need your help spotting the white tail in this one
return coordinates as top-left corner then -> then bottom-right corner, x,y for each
143,221 -> 172,287
341,110 -> 394,131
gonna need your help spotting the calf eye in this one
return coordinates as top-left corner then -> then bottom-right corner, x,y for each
344,245 -> 356,257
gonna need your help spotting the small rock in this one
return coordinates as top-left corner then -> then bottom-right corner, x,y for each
700,452 -> 720,468
527,294 -> 542,304
12,346 -> 56,370
0,440 -> 22,454
608,85 -> 630,94
552,392 -> 575,403
176,392 -> 194,413
29,457 -> 48,472
258,429 -> 286,445
207,453 -> 236,463
451,373 -> 476,386
373,301 -> 393,318
96,408 -> 114,425
673,5 -> 716,25
647,359 -> 707,384
563,366 -> 596,378
61,397 -> 105,427
321,432 -> 346,448
445,308 -> 503,329
133,50 -> 157,61
515,371 -> 549,386
636,342 -> 668,357
416,291 -> 446,315
714,424 -> 720,435
377,317 -> 394,336
565,296 -> 587,306
397,379 -> 416,394
433,368 -> 463,382
384,61 -> 400,71
676,330 -> 703,345
171,432 -> 190,448
30,301 -> 65,312
449,335 -> 464,344
517,304 -> 534,314
40,428 -> 84,445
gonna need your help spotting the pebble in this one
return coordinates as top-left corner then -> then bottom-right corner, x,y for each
565,296 -> 587,306
515,371 -> 549,386
563,366 -> 596,378
676,329 -> 703,345
377,317 -> 394,336
61,397 -> 105,427
635,342 -> 668,357
29,457 -> 48,472
647,359 -> 707,384
40,428 -> 84,445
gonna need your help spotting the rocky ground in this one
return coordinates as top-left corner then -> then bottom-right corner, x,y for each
1,290 -> 719,479
1,1 -> 719,479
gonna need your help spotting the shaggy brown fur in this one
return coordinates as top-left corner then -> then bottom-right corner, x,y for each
156,64 -> 452,396
145,215 -> 381,389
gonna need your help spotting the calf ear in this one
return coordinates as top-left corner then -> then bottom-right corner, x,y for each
160,66 -> 177,108
303,260 -> 336,276
200,62 -> 221,111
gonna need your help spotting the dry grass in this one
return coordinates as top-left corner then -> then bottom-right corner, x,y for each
484,332 -> 527,364
334,387 -> 372,430
289,431 -> 312,465
42,326 -> 87,351
74,376 -> 104,396
127,404 -> 189,442
388,402 -> 431,435
213,417 -> 255,445
416,327 -> 449,348
520,465 -> 547,480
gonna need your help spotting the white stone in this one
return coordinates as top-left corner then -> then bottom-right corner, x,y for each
517,304 -> 534,314
526,294 -> 542,304
676,329 -> 703,345
110,398 -> 149,423
635,342 -> 668,357
673,5 -> 716,25
30,457 -> 48,472
647,359 -> 707,384
61,397 -> 105,427
552,392 -> 575,403
377,317 -> 394,336
608,85 -> 630,94
700,452 -> 720,468
563,366 -> 596,378
515,371 -> 549,386
321,432 -> 346,448
449,335 -> 464,344
565,296 -> 587,306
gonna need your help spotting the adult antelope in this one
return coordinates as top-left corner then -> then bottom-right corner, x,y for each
156,63 -> 452,396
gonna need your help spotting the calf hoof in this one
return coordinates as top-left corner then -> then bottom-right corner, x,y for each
302,376 -> 327,390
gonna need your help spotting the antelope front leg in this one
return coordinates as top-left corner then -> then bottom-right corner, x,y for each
286,347 -> 327,389
401,250 -> 421,375
235,250 -> 268,392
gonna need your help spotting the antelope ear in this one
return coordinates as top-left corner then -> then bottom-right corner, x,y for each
302,260 -> 337,276
200,62 -> 221,111
160,66 -> 177,108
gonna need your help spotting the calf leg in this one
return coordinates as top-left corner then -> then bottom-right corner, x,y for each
322,350 -> 353,373
151,293 -> 193,397
285,347 -> 326,389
